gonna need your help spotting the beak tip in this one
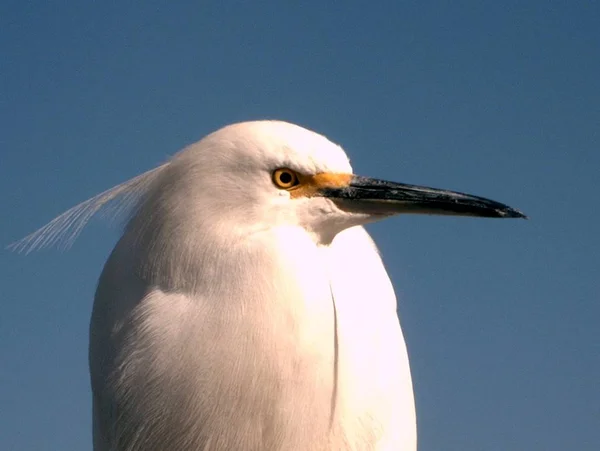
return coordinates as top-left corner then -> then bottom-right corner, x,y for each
501,208 -> 528,220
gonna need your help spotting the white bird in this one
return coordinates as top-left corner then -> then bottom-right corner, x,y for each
14,121 -> 525,451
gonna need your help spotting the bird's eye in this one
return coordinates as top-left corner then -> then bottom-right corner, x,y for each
272,168 -> 300,189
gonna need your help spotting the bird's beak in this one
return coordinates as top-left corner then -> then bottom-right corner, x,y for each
312,174 -> 526,219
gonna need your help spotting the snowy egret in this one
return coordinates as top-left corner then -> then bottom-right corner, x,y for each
14,121 -> 525,450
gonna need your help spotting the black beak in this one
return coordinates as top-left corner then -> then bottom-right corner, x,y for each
320,175 -> 527,219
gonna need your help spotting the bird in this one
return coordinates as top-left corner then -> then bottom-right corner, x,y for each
14,120 -> 526,451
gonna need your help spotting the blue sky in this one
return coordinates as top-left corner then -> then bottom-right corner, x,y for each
1,1 -> 598,450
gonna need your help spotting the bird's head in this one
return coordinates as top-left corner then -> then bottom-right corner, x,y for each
140,120 -> 525,246
10,120 -> 525,259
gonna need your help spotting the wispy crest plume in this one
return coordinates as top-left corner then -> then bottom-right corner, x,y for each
8,164 -> 169,254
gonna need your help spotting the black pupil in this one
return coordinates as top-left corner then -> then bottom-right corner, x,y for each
279,171 -> 293,184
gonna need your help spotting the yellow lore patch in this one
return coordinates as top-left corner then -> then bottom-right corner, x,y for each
290,172 -> 353,198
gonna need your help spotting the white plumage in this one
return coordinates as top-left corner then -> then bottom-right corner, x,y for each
15,120 -> 525,450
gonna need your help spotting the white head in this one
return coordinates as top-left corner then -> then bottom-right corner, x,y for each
12,120 -> 525,260
129,121 -> 358,247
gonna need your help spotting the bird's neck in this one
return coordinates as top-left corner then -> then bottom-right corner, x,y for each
93,225 -> 415,449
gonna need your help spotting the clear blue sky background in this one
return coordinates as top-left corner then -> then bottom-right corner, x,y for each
1,1 -> 598,450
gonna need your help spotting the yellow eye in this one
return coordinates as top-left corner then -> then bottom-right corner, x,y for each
272,168 -> 300,189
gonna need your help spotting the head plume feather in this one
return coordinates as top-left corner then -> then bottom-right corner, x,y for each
8,163 -> 169,254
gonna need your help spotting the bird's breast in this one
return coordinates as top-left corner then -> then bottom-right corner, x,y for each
90,226 -> 415,450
